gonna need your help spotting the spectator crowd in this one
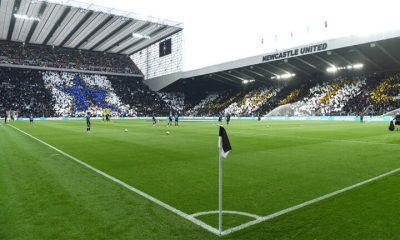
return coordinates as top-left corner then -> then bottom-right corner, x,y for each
2,67 -> 400,118
0,68 -> 54,117
0,41 -> 141,74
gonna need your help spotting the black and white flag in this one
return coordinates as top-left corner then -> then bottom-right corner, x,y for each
218,126 -> 232,158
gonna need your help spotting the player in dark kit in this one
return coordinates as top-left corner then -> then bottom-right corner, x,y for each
174,113 -> 179,126
29,115 -> 34,125
168,113 -> 173,126
218,115 -> 222,124
226,114 -> 231,125
152,114 -> 157,126
86,113 -> 91,132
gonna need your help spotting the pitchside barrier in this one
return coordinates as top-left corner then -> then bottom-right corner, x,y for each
10,116 -> 394,122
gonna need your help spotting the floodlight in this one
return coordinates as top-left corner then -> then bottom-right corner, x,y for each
242,79 -> 255,84
271,73 -> 295,80
14,14 -> 40,21
132,33 -> 151,39
326,66 -> 337,73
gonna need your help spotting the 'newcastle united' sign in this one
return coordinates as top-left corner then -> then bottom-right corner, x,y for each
262,43 -> 328,62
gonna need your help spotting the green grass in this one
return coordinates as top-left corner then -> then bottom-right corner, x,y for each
1,119 -> 400,239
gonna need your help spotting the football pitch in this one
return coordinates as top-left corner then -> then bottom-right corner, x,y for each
2,119 -> 400,239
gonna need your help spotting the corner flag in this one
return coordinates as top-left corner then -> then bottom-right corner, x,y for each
218,126 -> 232,235
219,126 -> 232,158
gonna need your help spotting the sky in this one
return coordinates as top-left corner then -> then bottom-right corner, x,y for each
81,0 -> 400,71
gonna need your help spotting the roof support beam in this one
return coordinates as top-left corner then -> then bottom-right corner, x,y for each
265,62 -> 290,75
243,67 -> 266,77
377,44 -> 400,66
214,73 -> 242,86
294,57 -> 324,73
60,10 -> 93,47
312,54 -> 335,67
43,6 -> 71,45
353,47 -> 384,70
6,0 -> 21,40
220,71 -> 247,82
285,62 -> 312,76
241,68 -> 268,82
331,52 -> 352,65
117,25 -> 165,54
75,15 -> 113,49
253,65 -> 277,76
89,19 -> 133,51
25,2 -> 47,43
125,28 -> 181,55
103,22 -> 151,52
231,69 -> 265,83
211,75 -> 241,88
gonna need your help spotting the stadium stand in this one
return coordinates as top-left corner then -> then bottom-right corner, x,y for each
185,93 -> 219,116
294,78 -> 366,116
43,71 -> 132,117
2,63 -> 400,118
0,68 -> 54,117
0,41 -> 140,74
109,75 -> 171,116
158,92 -> 185,112
223,88 -> 279,116
172,71 -> 400,117
0,67 -> 172,117
368,74 -> 400,114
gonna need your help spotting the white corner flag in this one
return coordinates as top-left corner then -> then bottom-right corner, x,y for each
218,126 -> 232,235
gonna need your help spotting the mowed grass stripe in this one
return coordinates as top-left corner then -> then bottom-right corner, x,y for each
8,124 -> 221,235
0,124 -> 216,239
7,120 -> 400,230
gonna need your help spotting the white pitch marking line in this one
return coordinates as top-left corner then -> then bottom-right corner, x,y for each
11,124 -> 400,237
191,210 -> 261,220
9,125 -> 220,236
231,130 -> 399,147
221,165 -> 400,236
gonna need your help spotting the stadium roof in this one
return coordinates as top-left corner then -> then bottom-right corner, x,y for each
0,0 -> 183,55
146,29 -> 400,91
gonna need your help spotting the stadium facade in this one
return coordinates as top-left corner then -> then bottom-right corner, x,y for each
146,29 -> 400,91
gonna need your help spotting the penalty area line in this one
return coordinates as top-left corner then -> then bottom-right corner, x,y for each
9,125 -> 220,236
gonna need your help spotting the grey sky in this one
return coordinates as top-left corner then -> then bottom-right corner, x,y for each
82,0 -> 400,70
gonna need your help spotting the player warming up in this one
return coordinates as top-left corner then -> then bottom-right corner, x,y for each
174,113 -> 179,126
86,113 -> 91,132
152,114 -> 157,126
226,114 -> 231,125
168,113 -> 173,126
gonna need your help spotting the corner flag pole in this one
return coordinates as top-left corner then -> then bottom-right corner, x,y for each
218,126 -> 231,236
219,147 -> 223,235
